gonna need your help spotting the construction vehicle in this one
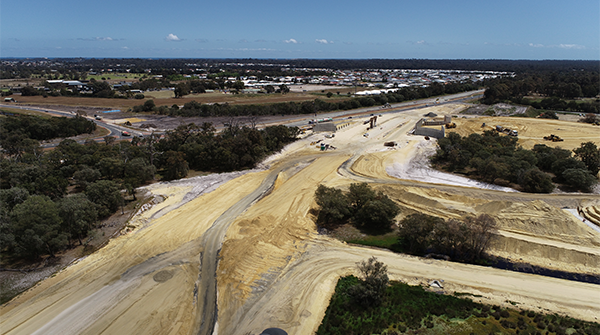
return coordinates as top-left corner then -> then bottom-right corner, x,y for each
445,122 -> 456,129
543,134 -> 564,142
384,141 -> 396,147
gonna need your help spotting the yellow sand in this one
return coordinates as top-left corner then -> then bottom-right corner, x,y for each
2,101 -> 599,335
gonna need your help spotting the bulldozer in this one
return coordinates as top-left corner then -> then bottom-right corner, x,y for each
543,134 -> 564,142
445,122 -> 457,129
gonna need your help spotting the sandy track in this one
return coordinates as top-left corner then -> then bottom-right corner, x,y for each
2,100 -> 599,335
226,238 -> 600,335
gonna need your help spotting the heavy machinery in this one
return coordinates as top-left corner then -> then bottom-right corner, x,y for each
445,122 -> 456,129
543,134 -> 564,142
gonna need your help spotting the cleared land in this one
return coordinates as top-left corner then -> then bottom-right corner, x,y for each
11,89 -> 341,111
1,103 -> 599,335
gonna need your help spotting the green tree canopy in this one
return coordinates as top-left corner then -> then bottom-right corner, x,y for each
349,257 -> 389,307
85,180 -> 122,218
10,195 -> 67,259
59,194 -> 98,246
314,185 -> 350,225
574,142 -> 600,176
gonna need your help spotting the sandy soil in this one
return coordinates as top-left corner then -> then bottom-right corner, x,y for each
449,116 -> 600,151
2,102 -> 599,335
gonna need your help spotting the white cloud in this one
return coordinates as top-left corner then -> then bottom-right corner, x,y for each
284,38 -> 298,44
77,37 -> 118,41
122,46 -> 129,49
558,44 -> 585,49
316,39 -> 330,44
166,34 -> 181,41
196,38 -> 208,43
528,43 -> 585,50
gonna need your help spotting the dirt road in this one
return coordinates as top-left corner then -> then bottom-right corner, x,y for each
1,102 -> 599,335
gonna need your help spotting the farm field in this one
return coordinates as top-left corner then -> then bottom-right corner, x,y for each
1,102 -> 599,335
11,90 -> 341,110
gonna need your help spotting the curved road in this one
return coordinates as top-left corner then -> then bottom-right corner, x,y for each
2,91 -> 598,335
0,104 -> 143,145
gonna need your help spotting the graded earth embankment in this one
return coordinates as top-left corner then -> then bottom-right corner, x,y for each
2,102 -> 599,335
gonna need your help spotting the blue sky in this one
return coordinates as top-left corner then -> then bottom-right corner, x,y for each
1,0 -> 599,59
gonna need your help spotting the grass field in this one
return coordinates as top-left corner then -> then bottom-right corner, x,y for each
0,106 -> 52,118
86,73 -> 146,82
13,90 -> 351,109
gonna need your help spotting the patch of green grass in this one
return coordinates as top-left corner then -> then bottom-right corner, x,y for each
347,232 -> 399,250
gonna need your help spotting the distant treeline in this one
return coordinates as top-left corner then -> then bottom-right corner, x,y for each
0,113 -> 96,141
482,69 -> 599,113
136,81 -> 481,117
431,131 -> 599,192
4,58 -> 599,79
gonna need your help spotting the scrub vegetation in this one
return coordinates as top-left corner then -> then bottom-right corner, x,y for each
318,260 -> 600,335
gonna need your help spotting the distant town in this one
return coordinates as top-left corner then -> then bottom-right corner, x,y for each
1,58 -> 511,96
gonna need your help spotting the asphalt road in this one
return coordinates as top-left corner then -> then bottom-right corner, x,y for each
0,104 -> 144,146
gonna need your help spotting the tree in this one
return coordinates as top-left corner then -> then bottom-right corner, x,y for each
347,183 -> 376,213
124,157 -> 156,187
464,214 -> 496,261
174,82 -> 190,98
85,180 -> 122,218
580,113 -> 599,124
429,218 -> 469,259
314,185 -> 350,225
353,195 -> 400,232
73,166 -> 102,189
539,111 -> 558,119
264,85 -> 275,94
562,168 -> 598,192
349,256 -> 389,307
58,194 -> 98,245
326,92 -> 333,98
574,142 -> 600,176
279,84 -> 290,94
0,187 -> 30,212
551,157 -> 587,181
10,195 -> 67,259
143,99 -> 156,112
397,214 -> 441,254
520,168 -> 554,193
162,150 -> 189,180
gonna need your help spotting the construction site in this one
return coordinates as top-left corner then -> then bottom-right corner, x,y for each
1,102 -> 600,335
